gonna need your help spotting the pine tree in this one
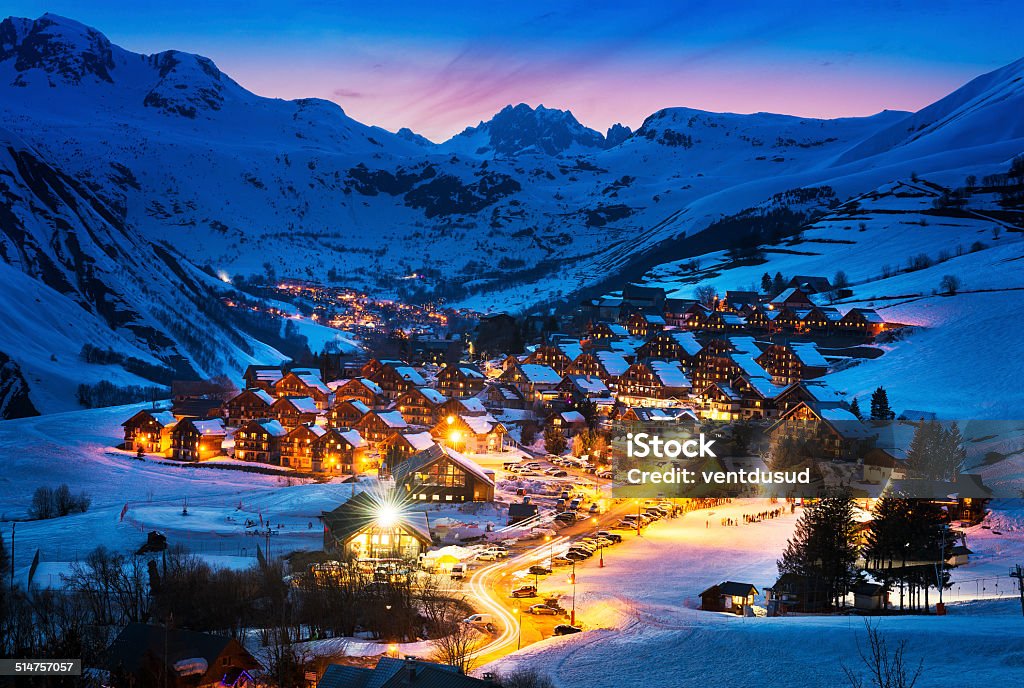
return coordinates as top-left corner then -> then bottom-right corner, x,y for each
778,488 -> 859,608
760,272 -> 773,294
870,386 -> 894,421
543,425 -> 567,455
849,397 -> 862,420
771,272 -> 786,296
906,420 -> 966,481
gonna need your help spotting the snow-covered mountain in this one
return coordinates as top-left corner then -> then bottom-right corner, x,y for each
2,12 -> 1023,416
440,103 -> 624,157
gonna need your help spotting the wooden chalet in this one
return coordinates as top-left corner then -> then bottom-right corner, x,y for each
786,275 -> 832,294
699,581 -> 758,615
768,401 -> 875,460
380,431 -> 437,464
170,380 -> 235,418
742,307 -> 772,330
242,365 -> 283,392
273,371 -> 331,409
566,350 -> 630,387
723,291 -> 760,313
665,299 -> 710,328
731,375 -> 786,419
798,306 -> 832,332
270,396 -> 320,430
313,428 -> 367,474
616,360 -> 691,407
756,342 -> 829,386
331,377 -> 384,408
839,308 -> 887,336
431,413 -> 508,454
393,443 -> 496,503
587,321 -> 629,341
636,330 -> 703,366
626,311 -> 666,338
280,424 -> 326,470
478,382 -> 528,410
499,361 -> 563,403
523,344 -> 574,375
105,622 -> 260,688
370,361 -> 428,401
395,387 -> 447,426
698,382 -> 743,421
322,492 -> 432,561
234,419 -> 287,464
437,396 -> 489,420
556,373 -> 611,401
769,287 -> 815,310
435,363 -> 486,398
326,398 -> 370,428
222,388 -> 275,426
169,418 -> 226,462
546,410 -> 588,438
356,410 -> 409,446
622,283 -> 667,312
122,410 -> 177,455
774,381 -> 847,414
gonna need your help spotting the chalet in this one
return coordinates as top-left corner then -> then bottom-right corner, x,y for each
222,388 -> 275,426
742,307 -> 772,330
371,361 -> 428,401
798,306 -> 832,332
756,342 -> 829,386
557,373 -> 611,401
169,418 -> 226,462
313,428 -> 367,474
769,287 -> 814,311
699,581 -> 758,615
622,283 -> 667,312
331,377 -> 384,408
768,402 -> 875,460
587,321 -> 629,341
499,361 -> 562,403
566,351 -> 630,387
280,424 -> 327,470
438,396 -> 489,420
393,443 -> 496,503
636,330 -> 703,366
770,306 -> 805,330
616,360 -> 691,407
862,448 -> 903,485
356,410 -> 409,446
171,380 -> 234,418
270,396 -> 320,430
326,399 -> 370,428
105,622 -> 260,688
274,371 -> 331,409
731,375 -> 786,419
546,410 -> 588,437
435,363 -> 486,398
765,573 -> 830,614
839,308 -> 887,337
699,382 -> 742,421
723,291 -> 760,313
122,410 -> 177,454
322,492 -> 432,560
381,431 -> 437,464
666,300 -> 710,328
431,413 -> 508,454
319,656 -> 493,688
478,382 -> 527,410
774,380 -> 847,414
524,344 -> 574,375
626,311 -> 666,338
234,419 -> 287,464
395,387 -> 448,426
786,275 -> 832,294
619,406 -> 699,426
242,365 -> 283,392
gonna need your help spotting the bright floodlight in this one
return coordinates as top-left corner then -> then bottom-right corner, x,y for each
377,503 -> 400,528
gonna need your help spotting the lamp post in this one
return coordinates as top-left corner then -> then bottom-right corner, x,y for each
569,559 -> 577,626
512,606 -> 523,650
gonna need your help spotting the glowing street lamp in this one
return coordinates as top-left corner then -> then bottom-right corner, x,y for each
512,606 -> 523,650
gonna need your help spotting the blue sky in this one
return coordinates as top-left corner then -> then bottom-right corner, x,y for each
6,1 -> 1023,139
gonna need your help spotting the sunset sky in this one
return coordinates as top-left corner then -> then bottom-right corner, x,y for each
7,1 -> 1023,140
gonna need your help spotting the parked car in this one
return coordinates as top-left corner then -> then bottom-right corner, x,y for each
554,624 -> 582,635
477,552 -> 499,561
597,532 -> 622,543
511,585 -> 537,598
450,564 -> 466,580
588,503 -> 600,514
551,556 -> 574,566
550,470 -> 568,478
529,564 -> 552,576
528,604 -> 560,615
464,613 -> 494,626
565,550 -> 589,561
554,512 -> 577,524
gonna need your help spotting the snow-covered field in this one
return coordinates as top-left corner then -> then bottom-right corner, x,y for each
485,499 -> 1024,688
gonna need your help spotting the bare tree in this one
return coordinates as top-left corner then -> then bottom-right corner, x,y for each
497,668 -> 557,688
939,275 -> 961,295
843,619 -> 924,688
431,617 -> 484,675
695,285 -> 717,309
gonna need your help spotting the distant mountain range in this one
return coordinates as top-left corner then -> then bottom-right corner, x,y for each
1,13 -> 1023,416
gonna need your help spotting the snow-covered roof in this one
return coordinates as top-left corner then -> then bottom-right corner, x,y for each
820,408 -> 875,439
392,364 -> 427,386
290,424 -> 327,438
376,410 -> 408,428
279,396 -> 319,414
558,341 -> 584,361
731,353 -> 769,379
643,313 -> 666,324
728,336 -> 759,355
460,413 -> 501,435
457,365 -> 485,379
650,360 -> 690,388
191,419 -> 226,435
770,287 -> 802,304
336,428 -> 367,448
338,398 -> 370,414
254,419 -> 288,437
790,342 -> 829,367
250,389 -> 275,406
668,331 -> 703,357
400,431 -> 436,451
744,376 -> 786,399
415,387 -> 447,404
297,373 -> 330,395
595,350 -> 630,376
563,374 -> 609,395
560,411 -> 586,424
520,363 -> 562,384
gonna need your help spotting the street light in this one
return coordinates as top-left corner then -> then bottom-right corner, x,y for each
569,559 -> 577,626
512,606 -> 523,650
